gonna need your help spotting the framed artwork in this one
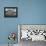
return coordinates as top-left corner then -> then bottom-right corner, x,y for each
4,7 -> 18,17
18,24 -> 46,41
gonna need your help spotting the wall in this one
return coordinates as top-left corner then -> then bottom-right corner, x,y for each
0,0 -> 46,44
0,0 -> 19,44
19,0 -> 46,24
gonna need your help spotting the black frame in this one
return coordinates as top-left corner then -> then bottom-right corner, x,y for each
4,7 -> 18,17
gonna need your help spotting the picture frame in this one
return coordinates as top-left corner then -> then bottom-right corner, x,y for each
4,7 -> 18,17
18,24 -> 46,42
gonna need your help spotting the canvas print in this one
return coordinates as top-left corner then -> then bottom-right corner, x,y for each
18,25 -> 46,41
4,7 -> 18,17
20,25 -> 46,41
18,24 -> 46,46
